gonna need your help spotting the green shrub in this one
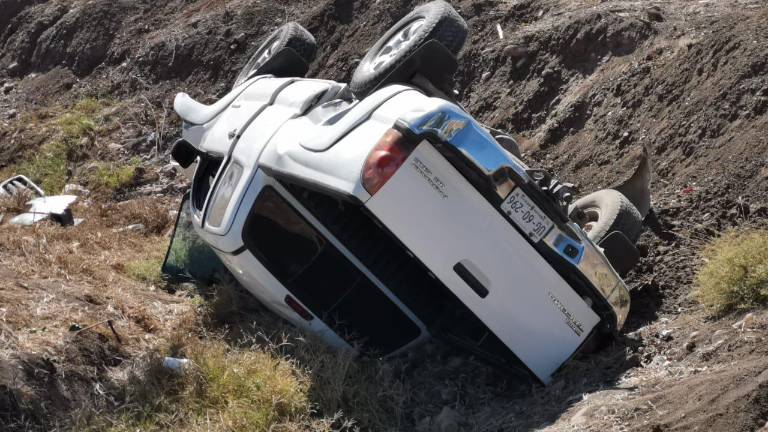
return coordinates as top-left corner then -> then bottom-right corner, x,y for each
124,258 -> 164,285
91,162 -> 138,192
696,230 -> 768,314
15,140 -> 69,194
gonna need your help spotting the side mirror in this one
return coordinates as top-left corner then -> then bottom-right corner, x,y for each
171,138 -> 199,168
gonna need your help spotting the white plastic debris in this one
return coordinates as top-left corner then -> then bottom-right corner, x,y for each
495,23 -> 504,39
9,195 -> 78,226
163,356 -> 190,373
0,175 -> 44,198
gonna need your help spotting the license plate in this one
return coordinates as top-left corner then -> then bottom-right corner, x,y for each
500,187 -> 554,242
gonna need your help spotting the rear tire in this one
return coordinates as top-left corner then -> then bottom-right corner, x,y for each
349,0 -> 468,97
233,22 -> 316,88
569,189 -> 643,243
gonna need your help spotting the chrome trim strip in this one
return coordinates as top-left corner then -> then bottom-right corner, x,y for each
402,106 -> 630,329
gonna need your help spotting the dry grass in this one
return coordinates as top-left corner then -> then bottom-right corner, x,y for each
695,230 -> 768,314
79,339 -> 322,432
72,281 -> 415,432
98,197 -> 175,234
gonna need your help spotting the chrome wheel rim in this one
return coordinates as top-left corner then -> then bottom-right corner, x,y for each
580,207 -> 602,234
369,18 -> 425,72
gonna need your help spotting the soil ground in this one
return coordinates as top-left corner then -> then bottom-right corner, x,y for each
1,0 -> 768,430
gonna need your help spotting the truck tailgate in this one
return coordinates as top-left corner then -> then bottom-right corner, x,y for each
366,141 -> 600,382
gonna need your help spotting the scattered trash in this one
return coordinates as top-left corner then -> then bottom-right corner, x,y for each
0,175 -> 44,198
115,223 -> 146,233
495,23 -> 504,39
658,329 -> 673,341
2,175 -> 82,226
10,195 -> 79,226
163,356 -> 190,373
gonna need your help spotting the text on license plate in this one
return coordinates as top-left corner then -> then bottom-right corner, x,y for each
500,187 -> 554,242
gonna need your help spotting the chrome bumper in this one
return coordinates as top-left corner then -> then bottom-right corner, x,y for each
399,104 -> 630,330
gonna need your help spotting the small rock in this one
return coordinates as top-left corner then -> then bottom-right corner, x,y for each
732,312 -> 755,330
160,163 -> 177,178
646,6 -> 664,22
659,329 -> 673,341
1,82 -> 14,94
502,44 -> 529,58
5,109 -> 17,119
481,71 -> 491,81
541,67 -> 555,78
107,143 -> 124,152
433,406 -> 460,432
234,32 -> 246,44
6,62 -> 21,74
62,184 -> 90,197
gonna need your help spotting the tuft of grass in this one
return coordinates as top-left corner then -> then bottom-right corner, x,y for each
695,230 -> 768,314
14,140 -> 69,194
90,161 -> 139,192
73,97 -> 102,115
124,258 -> 164,285
58,112 -> 96,141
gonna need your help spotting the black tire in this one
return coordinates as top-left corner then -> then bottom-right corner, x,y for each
233,22 -> 317,88
349,0 -> 468,97
569,189 -> 643,243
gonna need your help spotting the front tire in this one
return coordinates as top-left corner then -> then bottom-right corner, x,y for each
233,22 -> 316,88
349,0 -> 468,97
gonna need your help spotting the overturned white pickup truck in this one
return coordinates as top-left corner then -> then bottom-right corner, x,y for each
167,1 -> 649,383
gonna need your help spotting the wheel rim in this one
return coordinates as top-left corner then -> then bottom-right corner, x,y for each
234,35 -> 281,87
580,207 -> 602,234
253,37 -> 282,71
369,18 -> 426,72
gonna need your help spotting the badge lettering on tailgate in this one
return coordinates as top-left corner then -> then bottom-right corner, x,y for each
548,291 -> 585,337
411,157 -> 448,199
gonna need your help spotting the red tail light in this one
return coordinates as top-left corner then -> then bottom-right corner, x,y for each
284,295 -> 313,321
361,129 -> 416,195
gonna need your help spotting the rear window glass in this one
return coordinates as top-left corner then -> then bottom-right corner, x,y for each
242,187 -> 420,354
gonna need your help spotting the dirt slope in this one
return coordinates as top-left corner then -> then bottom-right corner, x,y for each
1,0 -> 768,431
